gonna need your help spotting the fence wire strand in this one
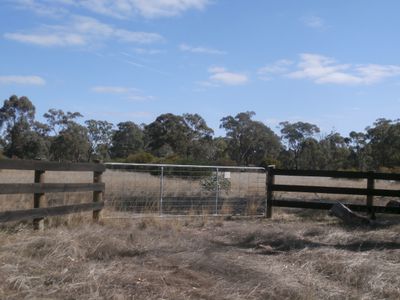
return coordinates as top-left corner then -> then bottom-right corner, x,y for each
103,163 -> 266,217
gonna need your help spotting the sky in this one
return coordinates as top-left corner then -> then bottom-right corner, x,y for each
1,0 -> 400,136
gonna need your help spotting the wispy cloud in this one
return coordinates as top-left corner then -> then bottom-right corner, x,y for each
288,53 -> 400,85
133,48 -> 164,55
91,85 -> 154,101
258,59 -> 293,80
301,15 -> 326,29
4,32 -> 85,47
209,67 -> 248,86
92,86 -> 134,94
260,54 -> 400,85
13,0 -> 210,19
123,59 -> 170,76
13,0 -> 69,17
0,75 -> 46,85
179,43 -> 226,55
4,15 -> 164,47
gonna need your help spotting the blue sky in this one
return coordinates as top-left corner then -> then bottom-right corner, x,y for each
1,0 -> 400,136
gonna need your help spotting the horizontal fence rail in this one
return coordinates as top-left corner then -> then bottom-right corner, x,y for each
271,199 -> 400,214
266,166 -> 400,218
0,183 -> 105,194
0,159 -> 105,228
0,159 -> 105,172
271,184 -> 400,197
0,202 -> 104,223
271,168 -> 400,181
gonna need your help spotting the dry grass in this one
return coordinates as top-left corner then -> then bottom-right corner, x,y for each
1,168 -> 400,299
1,211 -> 399,300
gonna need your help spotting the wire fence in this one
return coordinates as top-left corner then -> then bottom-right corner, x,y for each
103,163 -> 266,217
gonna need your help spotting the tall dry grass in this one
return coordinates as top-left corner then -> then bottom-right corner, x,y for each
0,213 -> 399,299
1,168 -> 400,299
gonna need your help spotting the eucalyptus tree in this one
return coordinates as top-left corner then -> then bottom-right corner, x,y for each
0,95 -> 47,158
220,111 -> 281,166
366,118 -> 400,170
85,119 -> 114,161
50,123 -> 90,162
110,121 -> 144,159
279,121 -> 320,169
144,113 -> 190,158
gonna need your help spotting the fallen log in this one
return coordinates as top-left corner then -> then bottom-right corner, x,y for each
386,200 -> 400,208
329,202 -> 372,226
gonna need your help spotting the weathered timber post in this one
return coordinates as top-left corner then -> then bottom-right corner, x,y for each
215,167 -> 219,215
33,169 -> 46,230
93,161 -> 104,222
367,171 -> 375,219
266,165 -> 275,218
159,166 -> 164,215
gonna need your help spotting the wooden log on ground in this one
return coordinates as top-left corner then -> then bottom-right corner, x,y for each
386,200 -> 400,208
329,202 -> 372,226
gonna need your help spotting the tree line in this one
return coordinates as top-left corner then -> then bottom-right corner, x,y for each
0,95 -> 399,172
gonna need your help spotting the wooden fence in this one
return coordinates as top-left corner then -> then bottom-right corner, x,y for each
0,160 -> 105,229
266,166 -> 400,218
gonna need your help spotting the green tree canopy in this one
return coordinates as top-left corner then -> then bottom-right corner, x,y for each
110,121 -> 144,158
85,119 -> 114,161
280,121 -> 320,169
366,118 -> 400,170
50,123 -> 90,162
44,109 -> 83,135
145,113 -> 191,157
0,95 -> 47,159
220,111 -> 281,166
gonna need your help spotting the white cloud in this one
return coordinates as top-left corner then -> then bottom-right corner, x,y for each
13,0 -> 210,19
179,43 -> 226,55
4,15 -> 164,47
356,64 -> 400,84
92,86 -> 134,94
133,48 -> 164,55
258,59 -> 293,80
4,32 -> 85,47
207,67 -> 248,86
301,15 -> 325,29
13,0 -> 69,17
91,85 -> 154,101
0,75 -> 46,85
131,0 -> 209,18
287,53 -> 400,85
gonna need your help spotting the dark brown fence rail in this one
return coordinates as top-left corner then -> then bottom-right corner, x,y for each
266,166 -> 400,218
0,160 -> 105,229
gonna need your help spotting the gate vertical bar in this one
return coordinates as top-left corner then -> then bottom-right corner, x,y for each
215,167 -> 219,215
159,166 -> 164,215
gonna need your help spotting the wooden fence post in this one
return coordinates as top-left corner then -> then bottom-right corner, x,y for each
33,169 -> 45,230
93,161 -> 103,222
367,171 -> 375,219
266,165 -> 275,218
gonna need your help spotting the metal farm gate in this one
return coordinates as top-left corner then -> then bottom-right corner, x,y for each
103,163 -> 266,217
